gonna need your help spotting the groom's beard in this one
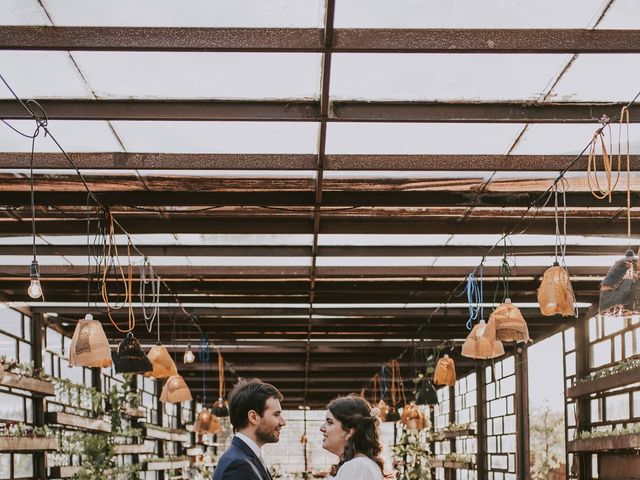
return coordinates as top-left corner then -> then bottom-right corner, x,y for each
255,423 -> 280,444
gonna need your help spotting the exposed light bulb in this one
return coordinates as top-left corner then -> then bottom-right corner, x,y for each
184,345 -> 195,364
28,260 -> 42,299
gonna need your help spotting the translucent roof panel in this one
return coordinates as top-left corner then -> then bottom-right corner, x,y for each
331,54 -> 570,101
326,123 -> 523,154
72,52 -> 322,100
335,0 -> 605,28
0,120 -> 123,152
0,51 -> 93,99
0,0 -> 51,25
318,234 -> 452,246
111,121 -> 319,154
596,0 -> 640,29
511,123 -> 640,155
549,54 -> 640,102
40,0 -> 325,27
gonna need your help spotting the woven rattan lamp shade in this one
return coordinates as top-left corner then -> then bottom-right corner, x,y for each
145,344 -> 178,379
538,264 -> 576,317
461,320 -> 504,360
193,409 -> 222,434
491,299 -> 532,343
599,250 -> 640,317
113,332 -> 152,374
69,315 -> 112,368
433,355 -> 456,386
160,375 -> 192,403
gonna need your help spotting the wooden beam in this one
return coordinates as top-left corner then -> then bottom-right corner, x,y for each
0,99 -> 634,123
2,27 -> 639,53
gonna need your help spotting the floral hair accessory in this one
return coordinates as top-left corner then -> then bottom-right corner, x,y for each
370,407 -> 381,417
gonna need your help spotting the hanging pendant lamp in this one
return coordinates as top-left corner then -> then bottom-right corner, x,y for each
414,374 -> 438,405
401,403 -> 427,431
160,374 -> 192,403
538,262 -> 577,317
212,351 -> 229,417
598,107 -> 639,316
599,249 -> 640,316
491,299 -> 531,343
145,344 -> 178,379
193,408 -> 222,435
462,319 -> 504,360
433,354 -> 456,386
113,332 -> 153,374
69,314 -> 113,368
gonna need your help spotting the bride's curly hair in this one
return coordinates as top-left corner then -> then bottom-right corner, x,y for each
327,394 -> 394,479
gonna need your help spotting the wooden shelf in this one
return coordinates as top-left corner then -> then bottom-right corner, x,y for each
568,433 -> 640,452
143,424 -> 190,443
114,441 -> 156,455
430,459 -> 475,470
0,436 -> 59,452
46,411 -> 111,433
567,366 -> 640,398
0,371 -> 54,396
428,428 -> 475,442
49,466 -> 82,478
125,406 -> 146,418
144,459 -> 190,471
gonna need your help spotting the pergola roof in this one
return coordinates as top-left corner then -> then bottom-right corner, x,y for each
1,0 -> 639,407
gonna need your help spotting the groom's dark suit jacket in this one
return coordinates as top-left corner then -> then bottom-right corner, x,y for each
213,436 -> 272,480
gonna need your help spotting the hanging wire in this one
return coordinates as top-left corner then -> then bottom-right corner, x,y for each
140,257 -> 161,333
464,271 -> 481,331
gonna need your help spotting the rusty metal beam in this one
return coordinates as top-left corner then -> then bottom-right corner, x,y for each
3,190 -> 640,208
2,27 -> 640,53
4,152 -> 638,171
0,99 -> 634,123
0,263 -> 609,278
0,243 -> 624,257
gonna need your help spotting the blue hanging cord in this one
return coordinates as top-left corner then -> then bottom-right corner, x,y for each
199,334 -> 210,404
380,366 -> 388,401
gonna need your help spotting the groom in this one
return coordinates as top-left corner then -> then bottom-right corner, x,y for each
213,379 -> 286,480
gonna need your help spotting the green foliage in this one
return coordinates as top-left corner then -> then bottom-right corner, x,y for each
530,403 -> 564,480
0,423 -> 52,438
60,381 -> 142,480
393,427 -> 431,480
0,356 -> 49,380
576,423 -> 640,440
576,358 -> 640,384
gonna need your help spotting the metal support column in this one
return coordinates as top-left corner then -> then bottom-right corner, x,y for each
574,316 -> 592,478
31,311 -> 46,480
515,346 -> 531,480
476,365 -> 488,480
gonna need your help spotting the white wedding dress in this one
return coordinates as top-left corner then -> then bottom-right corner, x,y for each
327,456 -> 385,480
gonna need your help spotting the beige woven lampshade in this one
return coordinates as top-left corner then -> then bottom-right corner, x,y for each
433,355 -> 456,386
538,264 -> 577,317
160,375 -> 192,403
145,344 -> 178,379
461,320 -> 504,360
193,409 -> 222,435
491,299 -> 532,343
69,314 -> 112,368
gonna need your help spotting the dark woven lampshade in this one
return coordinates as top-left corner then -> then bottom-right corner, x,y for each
414,375 -> 438,406
599,250 -> 640,317
212,397 -> 229,417
113,332 -> 152,374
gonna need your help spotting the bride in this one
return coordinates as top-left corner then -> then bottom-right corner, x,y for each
320,395 -> 395,479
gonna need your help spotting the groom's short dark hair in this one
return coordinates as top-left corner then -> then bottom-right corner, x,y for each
229,378 -> 283,430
